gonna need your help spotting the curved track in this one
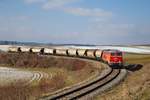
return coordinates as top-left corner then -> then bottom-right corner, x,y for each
38,54 -> 127,100
40,68 -> 125,100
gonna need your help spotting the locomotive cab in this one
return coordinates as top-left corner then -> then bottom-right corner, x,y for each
102,50 -> 123,67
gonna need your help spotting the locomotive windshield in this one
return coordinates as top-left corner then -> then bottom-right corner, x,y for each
111,53 -> 115,56
117,52 -> 122,56
111,52 -> 122,56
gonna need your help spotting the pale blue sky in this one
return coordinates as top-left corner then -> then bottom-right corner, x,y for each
0,0 -> 150,45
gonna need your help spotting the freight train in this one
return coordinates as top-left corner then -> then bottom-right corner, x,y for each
8,47 -> 123,67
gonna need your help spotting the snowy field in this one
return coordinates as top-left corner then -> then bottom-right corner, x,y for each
1,45 -> 150,54
67,45 -> 150,54
0,45 -> 11,51
0,67 -> 49,87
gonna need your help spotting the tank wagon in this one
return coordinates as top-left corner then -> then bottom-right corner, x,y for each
43,48 -> 54,55
8,47 -> 123,67
8,47 -> 21,52
67,49 -> 77,56
86,49 -> 96,59
31,48 -> 42,53
20,47 -> 31,53
95,49 -> 103,57
95,49 -> 103,60
55,49 -> 68,56
77,49 -> 87,57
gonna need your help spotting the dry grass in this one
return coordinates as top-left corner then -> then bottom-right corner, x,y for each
96,53 -> 150,100
0,71 -> 66,100
0,52 -> 101,100
0,85 -> 31,100
123,53 -> 150,64
39,72 -> 66,93
0,52 -> 89,70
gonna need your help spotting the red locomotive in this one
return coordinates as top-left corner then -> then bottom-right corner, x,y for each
101,49 -> 123,67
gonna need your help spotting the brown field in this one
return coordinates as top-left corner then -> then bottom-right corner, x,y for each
0,52 -> 104,100
96,53 -> 150,100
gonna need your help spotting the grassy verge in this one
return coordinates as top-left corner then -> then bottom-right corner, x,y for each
123,53 -> 150,64
96,53 -> 150,100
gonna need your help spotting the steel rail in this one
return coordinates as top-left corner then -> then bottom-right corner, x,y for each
40,68 -> 120,100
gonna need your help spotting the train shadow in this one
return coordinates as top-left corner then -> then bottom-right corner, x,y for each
110,64 -> 143,72
124,64 -> 143,72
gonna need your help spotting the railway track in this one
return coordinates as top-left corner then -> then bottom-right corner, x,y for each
40,68 -> 122,100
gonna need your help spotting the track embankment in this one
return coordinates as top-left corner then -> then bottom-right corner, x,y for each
40,66 -> 127,100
